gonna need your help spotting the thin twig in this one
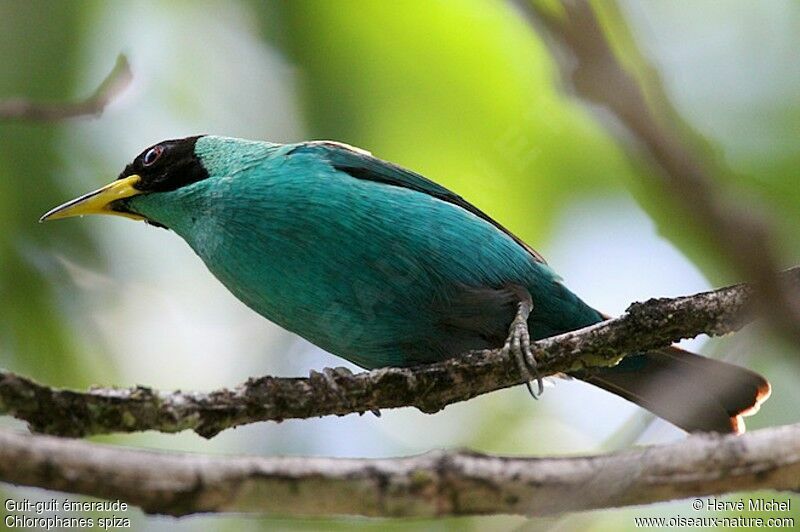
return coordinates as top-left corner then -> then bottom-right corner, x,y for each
1,424 -> 798,517
1,267 -> 791,439
513,0 -> 800,344
0,54 -> 132,121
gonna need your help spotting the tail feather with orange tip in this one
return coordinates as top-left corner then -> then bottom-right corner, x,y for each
576,346 -> 771,434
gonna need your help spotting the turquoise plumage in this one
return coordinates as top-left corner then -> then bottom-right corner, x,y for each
130,137 -> 599,367
41,135 -> 770,433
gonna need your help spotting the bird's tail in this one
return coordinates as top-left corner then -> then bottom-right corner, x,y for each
575,346 -> 771,433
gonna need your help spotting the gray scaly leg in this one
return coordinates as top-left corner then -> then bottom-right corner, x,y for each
501,287 -> 543,398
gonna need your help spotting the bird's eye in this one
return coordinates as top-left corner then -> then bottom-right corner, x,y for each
142,146 -> 164,166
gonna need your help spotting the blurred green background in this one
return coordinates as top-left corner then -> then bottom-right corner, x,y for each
1,0 -> 798,530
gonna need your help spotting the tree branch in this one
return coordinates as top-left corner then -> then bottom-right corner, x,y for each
1,424 -> 798,517
2,268 -> 793,439
513,0 -> 800,345
0,54 -> 132,121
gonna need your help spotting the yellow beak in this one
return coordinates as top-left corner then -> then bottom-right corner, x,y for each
40,174 -> 145,222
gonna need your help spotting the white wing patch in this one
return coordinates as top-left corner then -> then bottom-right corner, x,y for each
305,140 -> 373,157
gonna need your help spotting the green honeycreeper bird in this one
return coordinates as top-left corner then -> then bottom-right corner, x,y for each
41,136 -> 770,433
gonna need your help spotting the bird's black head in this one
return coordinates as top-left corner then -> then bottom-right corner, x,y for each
40,135 -> 210,225
119,135 -> 209,193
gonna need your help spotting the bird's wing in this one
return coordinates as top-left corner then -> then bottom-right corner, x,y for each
289,141 -> 547,264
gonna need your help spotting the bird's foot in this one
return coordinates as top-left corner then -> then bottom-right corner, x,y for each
501,293 -> 543,399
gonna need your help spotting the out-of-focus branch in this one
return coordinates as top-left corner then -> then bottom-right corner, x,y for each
1,424 -> 799,517
3,268 -> 796,439
0,54 -> 131,121
514,0 -> 800,344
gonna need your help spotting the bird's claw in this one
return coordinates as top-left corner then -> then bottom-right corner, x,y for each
502,300 -> 543,399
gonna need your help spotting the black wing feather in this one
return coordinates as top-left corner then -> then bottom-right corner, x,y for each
289,141 -> 547,264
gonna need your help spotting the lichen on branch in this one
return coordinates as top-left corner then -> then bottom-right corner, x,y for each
1,267 -> 786,439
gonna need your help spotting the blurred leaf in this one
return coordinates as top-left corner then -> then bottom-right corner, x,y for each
0,0 -> 100,386
262,0 -> 639,247
595,0 -> 800,282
